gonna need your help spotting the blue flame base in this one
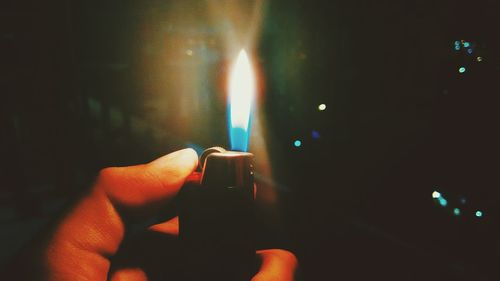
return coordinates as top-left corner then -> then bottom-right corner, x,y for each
229,127 -> 249,152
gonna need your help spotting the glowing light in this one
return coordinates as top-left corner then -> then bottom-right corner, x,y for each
453,208 -> 461,216
312,130 -> 320,139
294,140 -> 302,147
228,49 -> 255,152
463,42 -> 470,47
467,48 -> 473,54
458,67 -> 466,73
454,40 -> 460,46
477,56 -> 483,62
186,49 -> 193,56
432,191 -> 441,199
475,210 -> 483,218
438,197 -> 448,207
454,45 -> 460,51
318,104 -> 327,111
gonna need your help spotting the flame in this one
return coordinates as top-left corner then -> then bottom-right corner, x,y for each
228,49 -> 255,151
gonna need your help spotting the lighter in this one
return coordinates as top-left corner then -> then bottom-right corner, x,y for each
178,146 -> 256,281
178,49 -> 257,280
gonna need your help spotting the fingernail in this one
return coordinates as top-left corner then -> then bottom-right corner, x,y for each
174,148 -> 198,160
158,148 -> 198,169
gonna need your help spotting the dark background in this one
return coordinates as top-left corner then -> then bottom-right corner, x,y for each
1,0 -> 499,280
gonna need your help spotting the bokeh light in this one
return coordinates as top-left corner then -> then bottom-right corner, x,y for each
438,197 -> 448,207
463,42 -> 470,47
458,67 -> 466,73
294,140 -> 302,147
453,208 -> 461,216
432,191 -> 441,199
311,130 -> 320,139
477,56 -> 483,62
475,210 -> 483,218
318,103 -> 326,111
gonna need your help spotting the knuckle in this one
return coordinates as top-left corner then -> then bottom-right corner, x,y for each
97,167 -> 120,188
277,249 -> 299,265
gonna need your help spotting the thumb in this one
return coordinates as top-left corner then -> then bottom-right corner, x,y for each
99,148 -> 198,210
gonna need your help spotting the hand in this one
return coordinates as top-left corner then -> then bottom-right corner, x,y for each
44,148 -> 297,281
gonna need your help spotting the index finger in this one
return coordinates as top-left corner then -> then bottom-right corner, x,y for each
44,148 -> 198,281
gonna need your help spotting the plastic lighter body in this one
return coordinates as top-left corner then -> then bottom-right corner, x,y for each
179,147 -> 256,281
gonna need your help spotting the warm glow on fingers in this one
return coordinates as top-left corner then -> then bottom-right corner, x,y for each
252,249 -> 298,281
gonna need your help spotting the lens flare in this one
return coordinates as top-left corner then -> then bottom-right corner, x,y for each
228,49 -> 255,151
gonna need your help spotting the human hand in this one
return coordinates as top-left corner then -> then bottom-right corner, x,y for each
44,148 -> 297,281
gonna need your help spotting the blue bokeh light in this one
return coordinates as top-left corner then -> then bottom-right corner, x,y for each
312,130 -> 320,139
463,42 -> 470,47
459,67 -> 466,73
438,197 -> 448,207
294,140 -> 302,147
475,210 -> 483,218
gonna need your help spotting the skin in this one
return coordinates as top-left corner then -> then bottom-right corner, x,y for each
43,148 -> 297,281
